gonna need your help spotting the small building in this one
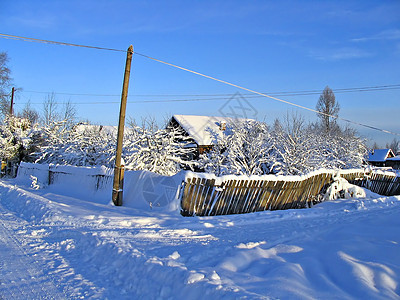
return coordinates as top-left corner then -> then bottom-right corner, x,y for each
368,149 -> 395,167
386,155 -> 400,169
166,114 -> 243,156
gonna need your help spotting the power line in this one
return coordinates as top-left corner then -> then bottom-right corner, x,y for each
133,53 -> 400,136
0,33 -> 128,53
20,83 -> 400,98
1,32 -> 399,136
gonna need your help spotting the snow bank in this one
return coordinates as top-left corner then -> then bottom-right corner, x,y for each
1,177 -> 400,299
123,170 -> 185,213
16,162 -> 185,213
324,175 -> 367,201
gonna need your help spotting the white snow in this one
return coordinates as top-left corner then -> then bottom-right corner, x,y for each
1,169 -> 400,299
172,114 -> 249,146
388,155 -> 400,161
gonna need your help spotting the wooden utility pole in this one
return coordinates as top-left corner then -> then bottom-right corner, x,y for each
9,87 -> 15,115
112,45 -> 134,206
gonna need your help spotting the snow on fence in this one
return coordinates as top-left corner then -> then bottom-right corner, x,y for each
15,162 -> 400,217
17,162 -> 114,190
351,171 -> 400,196
179,169 -> 398,216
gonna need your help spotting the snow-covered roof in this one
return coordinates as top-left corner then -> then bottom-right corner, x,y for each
170,115 -> 251,146
73,124 -> 118,134
368,149 -> 395,162
73,124 -> 135,135
387,155 -> 400,161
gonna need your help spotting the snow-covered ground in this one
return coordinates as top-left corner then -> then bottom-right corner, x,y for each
1,174 -> 400,299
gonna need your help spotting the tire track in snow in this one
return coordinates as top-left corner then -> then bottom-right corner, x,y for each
0,205 -> 66,300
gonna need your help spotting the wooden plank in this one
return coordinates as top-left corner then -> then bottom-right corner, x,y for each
292,177 -> 307,209
181,178 -> 193,216
282,179 -> 300,210
233,180 -> 248,214
394,177 -> 400,195
248,180 -> 267,213
220,180 -> 236,215
190,178 -> 203,215
269,180 -> 285,210
203,179 -> 216,216
229,180 -> 242,214
242,180 -> 259,213
316,173 -> 332,204
224,180 -> 239,215
194,178 -> 207,216
210,181 -> 230,216
283,180 -> 301,210
295,177 -> 306,207
275,181 -> 291,210
257,180 -> 275,211
298,176 -> 312,208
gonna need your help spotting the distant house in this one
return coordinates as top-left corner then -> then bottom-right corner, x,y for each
368,149 -> 395,167
386,155 -> 400,169
166,115 -> 244,156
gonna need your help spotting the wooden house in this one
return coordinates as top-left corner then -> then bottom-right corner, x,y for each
166,115 -> 241,156
368,149 -> 395,167
386,155 -> 400,169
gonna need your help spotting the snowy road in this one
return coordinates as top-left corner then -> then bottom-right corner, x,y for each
1,178 -> 400,299
0,205 -> 65,299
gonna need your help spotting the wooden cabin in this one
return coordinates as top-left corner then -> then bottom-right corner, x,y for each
166,115 -> 239,156
368,149 -> 395,167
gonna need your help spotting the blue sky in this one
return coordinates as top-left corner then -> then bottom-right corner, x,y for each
0,0 -> 399,146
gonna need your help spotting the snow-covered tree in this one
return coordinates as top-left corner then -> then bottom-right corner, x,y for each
124,124 -> 197,175
0,115 -> 34,164
34,123 -> 115,166
199,120 -> 274,176
270,114 -> 317,175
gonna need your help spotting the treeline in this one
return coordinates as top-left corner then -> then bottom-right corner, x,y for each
0,113 -> 367,177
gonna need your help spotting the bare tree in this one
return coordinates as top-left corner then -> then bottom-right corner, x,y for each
316,86 -> 340,134
386,138 -> 399,154
372,141 -> 380,150
18,101 -> 40,125
0,52 -> 13,119
42,93 -> 59,125
61,99 -> 77,129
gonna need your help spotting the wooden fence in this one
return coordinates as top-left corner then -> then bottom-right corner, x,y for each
17,162 -> 113,190
14,163 -> 400,217
351,172 -> 400,196
180,170 -> 399,216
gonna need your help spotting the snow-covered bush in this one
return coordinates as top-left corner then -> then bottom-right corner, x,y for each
199,116 -> 367,176
199,120 -> 274,176
270,115 -> 317,175
0,115 -> 36,163
31,122 -> 196,176
3,112 -> 367,177
34,123 -> 116,167
124,125 -> 197,176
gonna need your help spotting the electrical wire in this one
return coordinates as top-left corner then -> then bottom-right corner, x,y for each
19,84 -> 400,98
0,33 -> 128,53
1,32 -> 399,136
18,85 -> 400,102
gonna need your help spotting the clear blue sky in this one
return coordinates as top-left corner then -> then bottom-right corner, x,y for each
0,0 -> 399,146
